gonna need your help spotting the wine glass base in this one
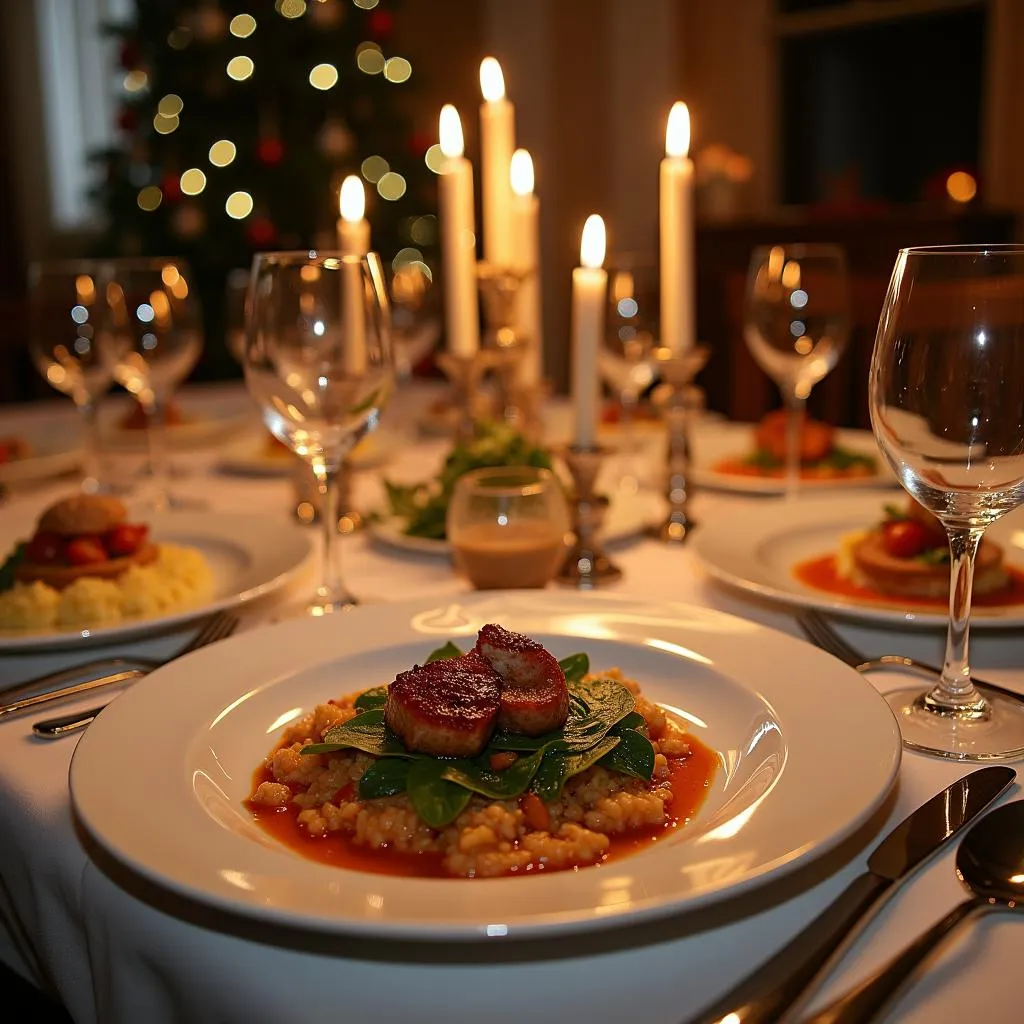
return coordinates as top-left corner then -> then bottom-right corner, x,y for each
307,595 -> 359,617
886,686 -> 1024,761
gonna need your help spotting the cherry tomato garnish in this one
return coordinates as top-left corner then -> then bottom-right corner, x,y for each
104,523 -> 149,557
25,531 -> 63,564
64,536 -> 109,566
881,520 -> 932,559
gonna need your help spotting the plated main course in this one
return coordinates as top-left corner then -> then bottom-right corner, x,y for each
0,494 -> 212,631
248,624 -> 716,878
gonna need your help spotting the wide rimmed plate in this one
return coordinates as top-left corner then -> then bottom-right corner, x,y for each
692,491 -> 1024,627
70,590 -> 900,940
0,510 -> 312,651
369,489 -> 661,556
0,422 -> 82,487
690,421 -> 893,495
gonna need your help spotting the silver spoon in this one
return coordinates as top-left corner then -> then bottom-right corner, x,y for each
807,799 -> 1024,1024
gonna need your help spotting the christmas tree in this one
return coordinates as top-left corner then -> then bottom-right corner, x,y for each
91,0 -> 436,377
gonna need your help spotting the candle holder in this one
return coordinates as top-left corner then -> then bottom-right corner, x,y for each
435,349 -> 495,444
648,344 -> 710,543
556,445 -> 622,588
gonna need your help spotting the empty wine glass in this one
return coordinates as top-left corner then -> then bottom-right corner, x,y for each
243,250 -> 393,614
28,261 -> 118,493
744,244 -> 850,498
225,267 -> 250,364
102,258 -> 203,509
870,244 -> 1024,760
390,261 -> 440,382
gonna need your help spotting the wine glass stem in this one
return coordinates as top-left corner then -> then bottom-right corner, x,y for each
932,527 -> 984,708
146,395 -> 171,511
78,397 -> 102,494
783,391 -> 805,500
311,458 -> 355,610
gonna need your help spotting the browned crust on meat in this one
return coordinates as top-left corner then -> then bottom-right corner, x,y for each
16,542 -> 158,590
37,496 -> 128,536
852,531 -> 1007,598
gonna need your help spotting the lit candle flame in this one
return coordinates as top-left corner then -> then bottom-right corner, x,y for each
339,175 -> 365,222
439,104 -> 464,159
509,149 -> 534,197
479,57 -> 506,103
665,101 -> 690,159
580,214 -> 606,270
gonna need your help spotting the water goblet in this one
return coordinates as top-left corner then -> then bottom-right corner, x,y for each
28,261 -> 118,494
102,258 -> 203,509
870,244 -> 1024,760
744,244 -> 850,498
447,466 -> 570,590
390,261 -> 440,383
243,250 -> 393,614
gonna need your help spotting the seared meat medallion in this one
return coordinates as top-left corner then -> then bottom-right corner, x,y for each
383,625 -> 572,757
474,623 -> 570,737
384,653 -> 501,757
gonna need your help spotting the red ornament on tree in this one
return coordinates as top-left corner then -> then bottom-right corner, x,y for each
117,106 -> 139,133
367,9 -> 393,39
256,137 -> 285,166
407,131 -> 433,158
119,38 -> 140,70
247,217 -> 277,247
161,172 -> 183,203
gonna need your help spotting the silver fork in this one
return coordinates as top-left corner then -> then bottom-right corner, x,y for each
796,609 -> 1022,702
2,611 -> 239,729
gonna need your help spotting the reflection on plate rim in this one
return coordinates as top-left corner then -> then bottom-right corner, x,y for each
70,590 -> 901,941
692,491 -> 1024,628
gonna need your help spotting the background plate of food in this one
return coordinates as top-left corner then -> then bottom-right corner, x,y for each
689,412 -> 892,495
692,491 -> 1024,627
217,427 -> 400,478
69,590 -> 899,940
0,495 -> 312,650
0,422 -> 82,488
99,384 -> 257,452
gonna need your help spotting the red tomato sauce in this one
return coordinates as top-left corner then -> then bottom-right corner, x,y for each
246,733 -> 718,879
794,554 -> 1024,609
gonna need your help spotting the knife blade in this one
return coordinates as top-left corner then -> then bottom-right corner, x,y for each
685,764 -> 1016,1024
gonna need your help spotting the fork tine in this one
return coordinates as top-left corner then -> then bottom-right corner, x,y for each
797,611 -> 864,668
177,612 -> 239,656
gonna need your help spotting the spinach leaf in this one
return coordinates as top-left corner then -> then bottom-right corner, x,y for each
425,641 -> 463,663
616,711 -> 648,734
0,542 -> 25,593
917,547 -> 950,566
300,710 -> 410,757
598,727 -> 656,781
354,686 -> 388,711
558,652 -> 589,685
822,446 -> 876,471
562,676 -> 635,750
440,745 -> 550,799
883,503 -> 908,521
531,735 -> 621,803
358,758 -> 411,799
407,759 -> 473,828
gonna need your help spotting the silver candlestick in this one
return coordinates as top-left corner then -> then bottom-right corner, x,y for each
649,345 -> 710,543
435,349 -> 495,444
556,445 -> 622,588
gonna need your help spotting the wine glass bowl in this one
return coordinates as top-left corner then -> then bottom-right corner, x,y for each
447,466 -> 570,590
28,261 -> 119,493
869,244 -> 1024,760
243,250 -> 393,613
389,261 -> 440,381
744,244 -> 850,496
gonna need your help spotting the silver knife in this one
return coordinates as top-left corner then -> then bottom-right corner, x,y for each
686,765 -> 1016,1024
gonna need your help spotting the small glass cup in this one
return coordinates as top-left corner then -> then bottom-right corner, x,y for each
447,466 -> 570,590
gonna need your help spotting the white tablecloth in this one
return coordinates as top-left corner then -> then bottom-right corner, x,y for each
1,384 -> 1023,1024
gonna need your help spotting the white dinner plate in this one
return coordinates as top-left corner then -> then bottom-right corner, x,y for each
692,491 -> 1024,628
99,387 -> 257,451
690,421 -> 893,495
0,422 -> 82,487
70,590 -> 900,941
0,510 -> 312,651
369,488 -> 661,556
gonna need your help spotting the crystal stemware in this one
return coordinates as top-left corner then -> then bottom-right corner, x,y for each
389,261 -> 439,383
744,244 -> 850,498
102,258 -> 203,509
869,244 -> 1024,760
243,250 -> 393,614
28,261 -> 118,494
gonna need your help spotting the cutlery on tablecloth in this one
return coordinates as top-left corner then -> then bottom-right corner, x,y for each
806,798 -> 1024,1024
2,612 -> 239,725
32,702 -> 112,738
797,610 -> 1021,704
684,766 -> 1015,1024
0,610 -> 238,704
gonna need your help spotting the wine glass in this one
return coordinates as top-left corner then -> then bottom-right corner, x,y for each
101,257 -> 203,509
243,250 -> 392,614
225,267 -> 250,365
744,244 -> 850,498
447,466 -> 570,589
389,261 -> 439,382
28,261 -> 119,494
870,244 -> 1024,760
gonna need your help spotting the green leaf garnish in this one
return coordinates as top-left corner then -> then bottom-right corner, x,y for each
439,746 -> 550,800
531,735 -> 621,803
916,547 -> 950,565
425,641 -> 463,663
301,709 -> 411,757
358,758 -> 410,799
558,652 -> 589,685
598,726 -> 656,781
0,542 -> 25,593
354,686 -> 388,711
406,759 -> 473,828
